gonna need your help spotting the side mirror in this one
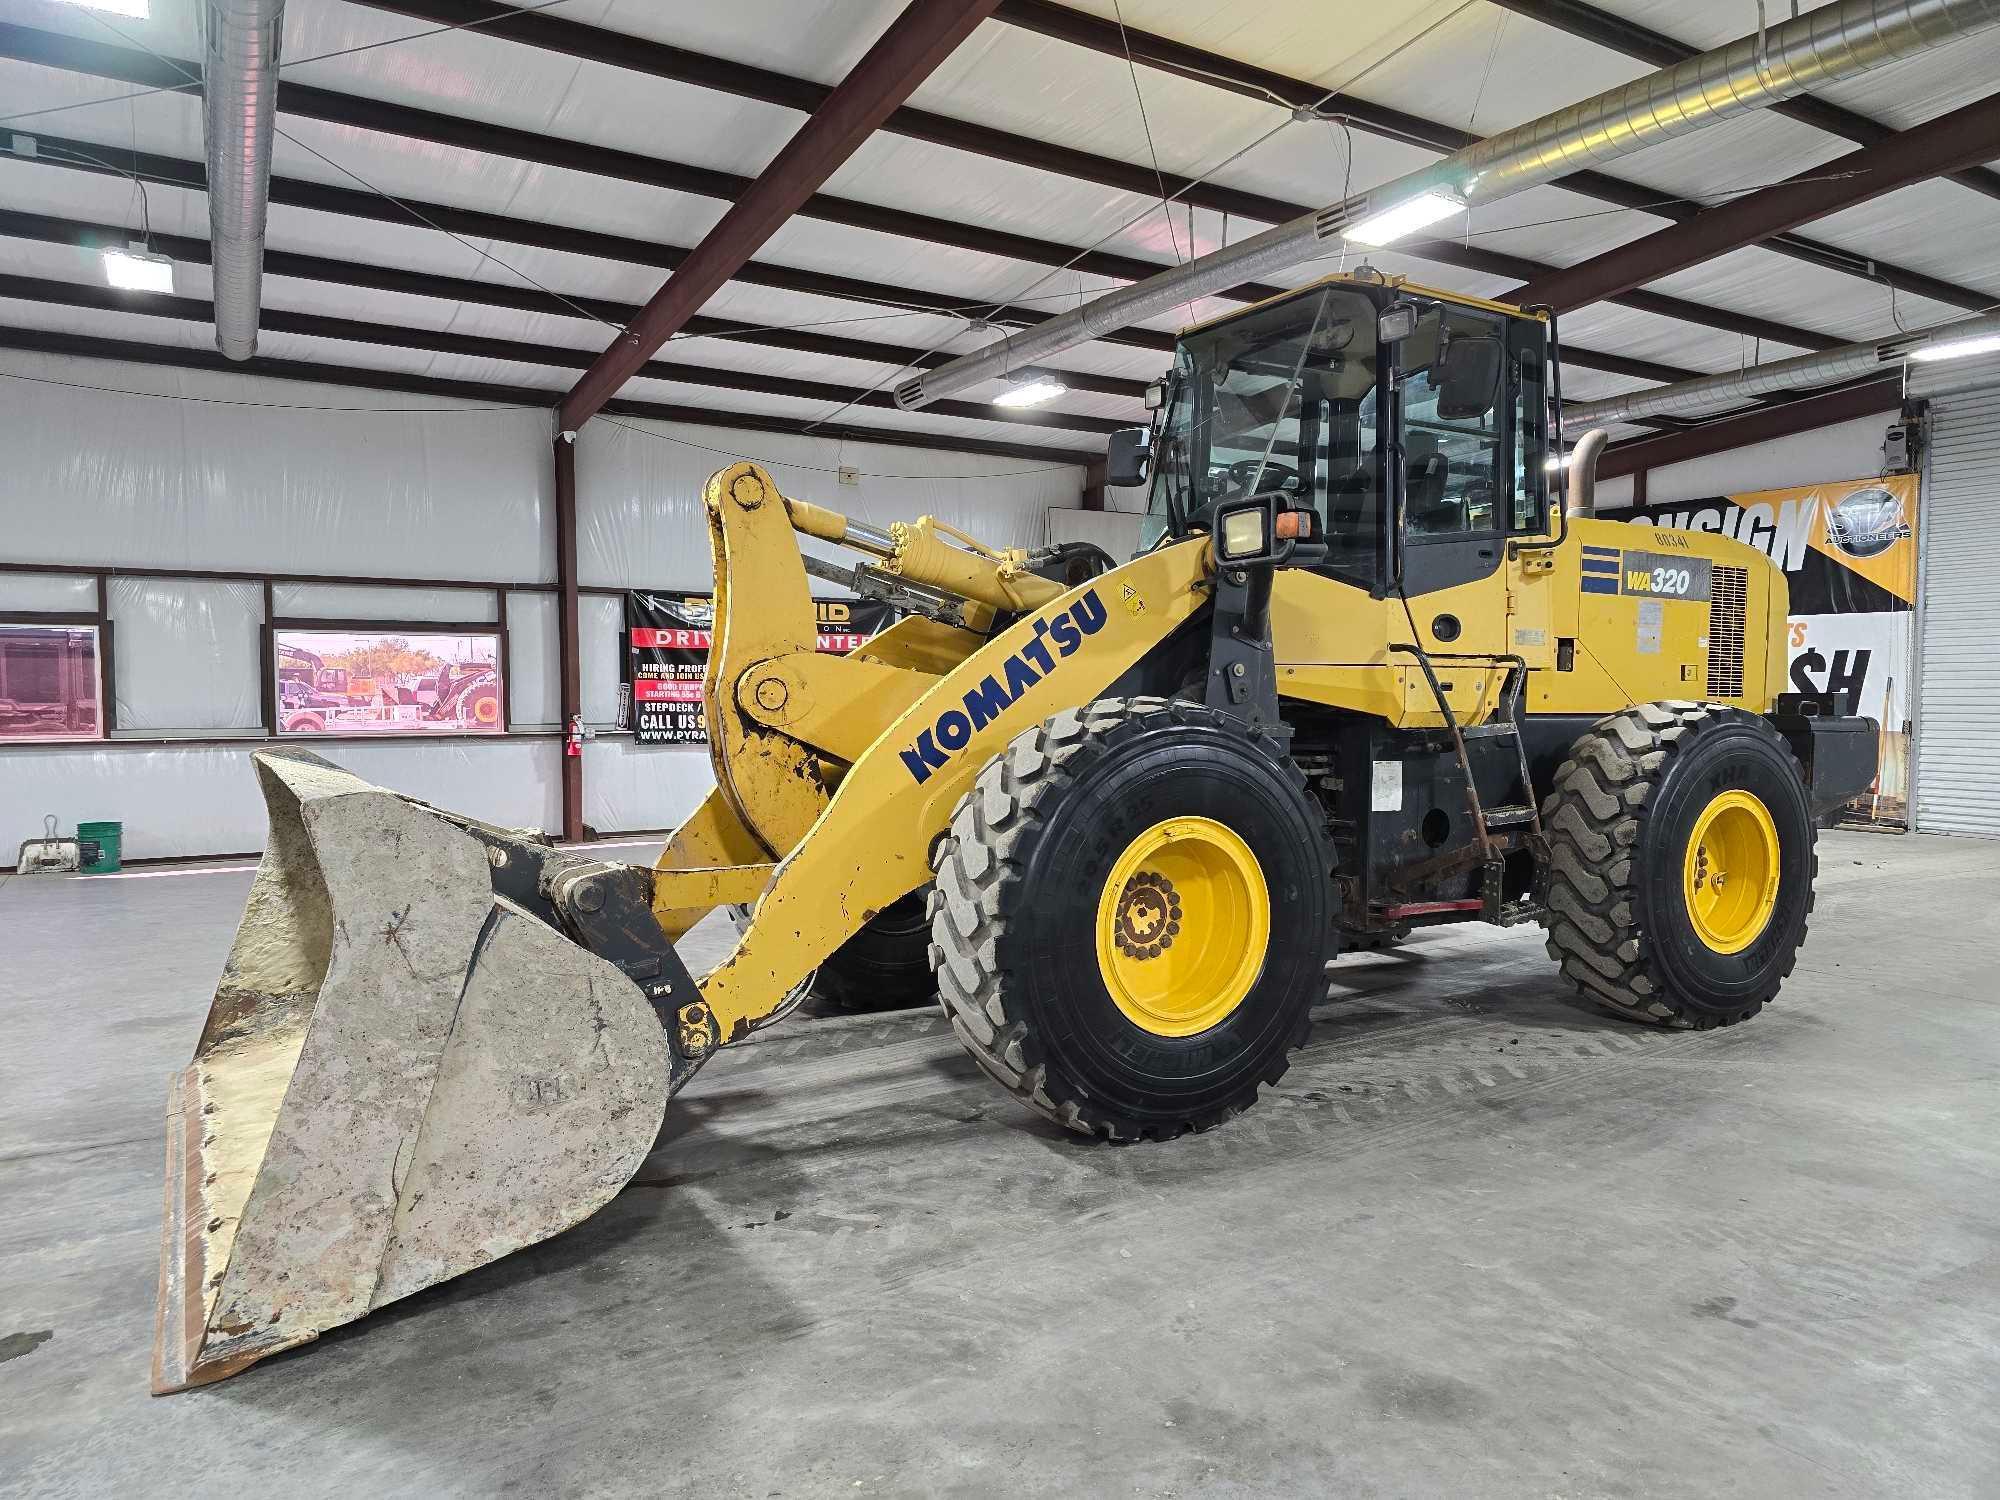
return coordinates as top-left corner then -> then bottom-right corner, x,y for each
1397,307 -> 1446,375
1436,333 -> 1503,420
1105,426 -> 1152,488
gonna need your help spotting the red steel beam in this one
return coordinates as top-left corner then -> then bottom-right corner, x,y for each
560,0 -> 1000,430
1595,380 -> 1902,481
1512,92 -> 2000,314
553,431 -> 584,843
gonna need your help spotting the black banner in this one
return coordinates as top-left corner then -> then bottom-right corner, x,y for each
623,592 -> 895,744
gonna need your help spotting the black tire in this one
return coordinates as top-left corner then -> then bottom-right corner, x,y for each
728,894 -> 935,1013
814,891 -> 936,1011
1538,701 -> 1816,1029
929,696 -> 1332,1141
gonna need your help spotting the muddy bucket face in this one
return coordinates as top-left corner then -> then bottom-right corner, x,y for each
154,750 -> 669,1392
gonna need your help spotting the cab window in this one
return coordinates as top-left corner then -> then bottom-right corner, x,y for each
1400,308 -> 1505,540
1510,331 -> 1549,534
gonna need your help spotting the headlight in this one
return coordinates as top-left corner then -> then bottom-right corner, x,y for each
1218,506 -> 1268,559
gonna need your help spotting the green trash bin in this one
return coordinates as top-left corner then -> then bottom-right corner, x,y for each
77,819 -> 123,874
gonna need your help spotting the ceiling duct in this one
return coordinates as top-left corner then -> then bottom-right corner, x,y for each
1562,310 -> 2000,431
896,0 -> 2000,411
203,0 -> 284,361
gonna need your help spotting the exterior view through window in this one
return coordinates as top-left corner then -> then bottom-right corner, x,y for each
274,628 -> 503,735
0,624 -> 102,741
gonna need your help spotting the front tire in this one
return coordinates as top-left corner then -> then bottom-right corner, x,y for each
1538,701 -> 1816,1029
929,697 -> 1332,1140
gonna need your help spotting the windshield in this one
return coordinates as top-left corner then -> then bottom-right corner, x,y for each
1140,287 -> 1383,585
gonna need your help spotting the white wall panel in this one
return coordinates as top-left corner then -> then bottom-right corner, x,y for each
271,584 -> 500,621
574,419 -> 1084,590
1,739 -> 561,862
0,352 -> 553,582
1046,507 -> 1145,559
506,591 -> 560,730
0,574 -> 96,612
1593,416 -> 1895,512
580,594 -> 625,727
583,739 -> 715,836
106,577 -> 264,734
3,745 -> 272,863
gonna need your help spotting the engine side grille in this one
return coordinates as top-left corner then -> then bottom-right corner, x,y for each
1707,564 -> 1748,699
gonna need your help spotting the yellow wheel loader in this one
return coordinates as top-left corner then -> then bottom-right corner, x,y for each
153,275 -> 1878,1390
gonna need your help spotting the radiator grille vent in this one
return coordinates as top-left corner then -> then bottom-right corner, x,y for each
1707,564 -> 1748,699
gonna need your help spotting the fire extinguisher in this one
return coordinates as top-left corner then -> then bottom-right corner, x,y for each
566,712 -> 584,758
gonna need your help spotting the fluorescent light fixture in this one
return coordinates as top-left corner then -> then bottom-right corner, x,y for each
60,0 -> 149,16
994,378 -> 1067,408
1907,332 -> 2000,364
1344,190 -> 1466,248
103,247 -> 174,293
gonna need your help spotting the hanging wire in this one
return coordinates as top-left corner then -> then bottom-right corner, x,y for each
54,8 -> 635,335
1111,0 -> 1187,269
796,1 -> 1478,434
1466,9 -> 1507,138
0,367 -> 540,413
0,0 -> 588,129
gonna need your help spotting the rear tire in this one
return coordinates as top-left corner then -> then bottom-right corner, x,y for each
814,892 -> 936,1011
730,894 -> 935,1012
929,697 -> 1332,1140
1538,701 -> 1815,1029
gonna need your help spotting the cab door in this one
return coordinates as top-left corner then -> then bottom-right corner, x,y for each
1388,306 -> 1560,719
1390,303 -> 1516,720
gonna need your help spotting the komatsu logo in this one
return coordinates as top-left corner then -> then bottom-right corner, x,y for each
898,589 -> 1109,784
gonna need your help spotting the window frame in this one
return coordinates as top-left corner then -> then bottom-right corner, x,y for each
0,614 -> 109,744
267,618 -> 511,739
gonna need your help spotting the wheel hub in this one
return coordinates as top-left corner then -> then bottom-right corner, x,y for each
1114,871 -> 1183,959
1093,816 -> 1271,1037
1683,789 -> 1781,954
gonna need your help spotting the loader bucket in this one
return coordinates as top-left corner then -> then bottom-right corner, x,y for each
152,749 -> 669,1392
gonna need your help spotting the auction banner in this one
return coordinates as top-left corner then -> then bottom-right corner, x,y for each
624,592 -> 895,744
1622,473 -> 1918,828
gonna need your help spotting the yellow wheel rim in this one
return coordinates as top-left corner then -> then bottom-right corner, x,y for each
1094,816 -> 1270,1037
1682,790 -> 1781,954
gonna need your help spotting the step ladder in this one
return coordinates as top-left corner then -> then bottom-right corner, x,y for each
1388,644 -> 1546,927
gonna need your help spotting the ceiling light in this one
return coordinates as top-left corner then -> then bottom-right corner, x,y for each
1907,332 -> 2000,364
103,247 -> 174,293
60,0 -> 149,16
994,378 -> 1067,409
1345,190 -> 1467,248
1544,453 -> 1570,472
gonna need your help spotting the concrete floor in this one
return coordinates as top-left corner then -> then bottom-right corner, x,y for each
2,830 -> 1996,1498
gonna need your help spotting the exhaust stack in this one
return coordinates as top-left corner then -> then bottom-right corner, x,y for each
1566,429 -> 1610,519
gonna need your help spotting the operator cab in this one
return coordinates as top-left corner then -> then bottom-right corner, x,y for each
1114,275 -> 1555,595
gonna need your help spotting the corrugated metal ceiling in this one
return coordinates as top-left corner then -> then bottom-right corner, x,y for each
0,0 -> 1994,455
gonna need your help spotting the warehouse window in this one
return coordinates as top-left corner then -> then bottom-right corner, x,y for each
0,624 -> 103,742
273,627 -> 505,736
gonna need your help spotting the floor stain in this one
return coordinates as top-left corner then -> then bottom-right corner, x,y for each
0,1329 -> 53,1364
1364,1371 -> 1489,1423
1691,1295 -> 1760,1329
